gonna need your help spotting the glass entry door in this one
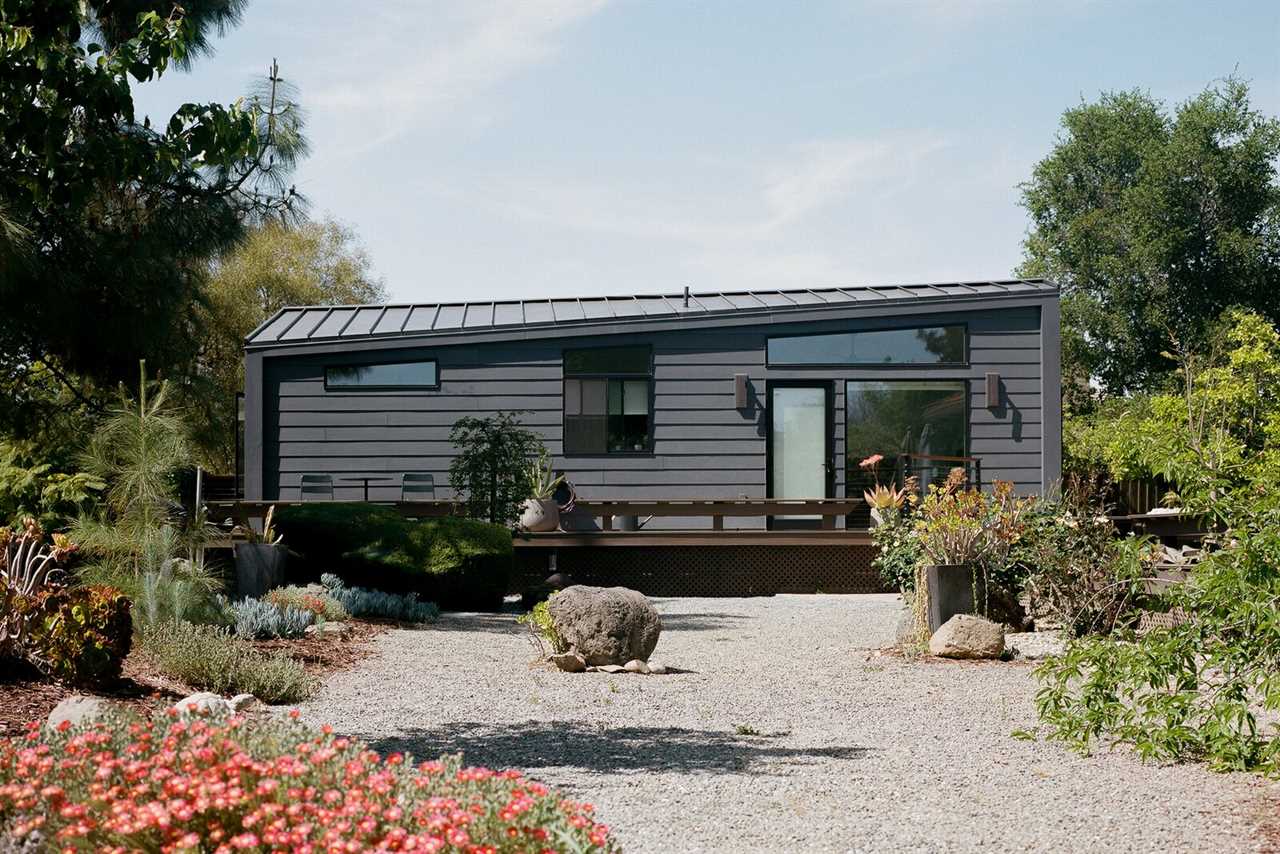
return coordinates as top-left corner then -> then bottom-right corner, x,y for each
768,383 -> 831,527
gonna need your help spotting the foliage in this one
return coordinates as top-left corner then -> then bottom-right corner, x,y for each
226,596 -> 314,640
320,574 -> 439,624
1033,494 -> 1280,775
1018,79 -> 1280,402
0,709 -> 618,852
517,596 -> 567,656
138,621 -> 315,704
275,504 -> 512,610
236,503 -> 283,545
1064,309 -> 1280,499
870,506 -> 923,593
81,556 -> 224,629
527,450 -> 565,501
20,585 -> 132,686
193,219 -> 386,469
264,585 -> 348,623
1014,489 -> 1155,636
0,441 -> 102,529
0,2 -> 308,429
448,413 -> 547,526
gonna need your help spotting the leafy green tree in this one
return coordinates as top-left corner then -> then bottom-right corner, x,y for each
0,0 -> 306,433
191,219 -> 386,469
448,413 -> 546,526
1018,79 -> 1280,402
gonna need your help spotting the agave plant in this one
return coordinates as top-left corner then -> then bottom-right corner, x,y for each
0,519 -> 75,656
527,451 -> 565,501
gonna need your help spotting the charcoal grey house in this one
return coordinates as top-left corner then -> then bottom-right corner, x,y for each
242,280 -> 1061,542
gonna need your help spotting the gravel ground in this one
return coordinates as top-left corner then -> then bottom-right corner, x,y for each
301,595 -> 1275,853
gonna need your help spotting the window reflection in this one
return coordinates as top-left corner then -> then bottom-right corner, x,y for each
768,325 -> 965,365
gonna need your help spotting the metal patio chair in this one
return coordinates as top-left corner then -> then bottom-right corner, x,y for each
299,473 -> 334,501
401,472 -> 436,501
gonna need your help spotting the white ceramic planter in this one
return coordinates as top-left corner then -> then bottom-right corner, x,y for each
520,498 -> 560,532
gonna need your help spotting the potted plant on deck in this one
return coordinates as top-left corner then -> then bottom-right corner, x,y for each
520,452 -> 565,533
232,504 -> 286,597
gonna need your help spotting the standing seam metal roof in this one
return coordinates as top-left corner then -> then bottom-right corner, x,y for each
246,279 -> 1057,346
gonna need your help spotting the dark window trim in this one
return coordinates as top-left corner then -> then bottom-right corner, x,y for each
765,379 -> 834,530
323,358 -> 440,391
764,322 -> 970,368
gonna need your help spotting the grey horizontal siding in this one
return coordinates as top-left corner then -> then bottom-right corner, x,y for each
260,304 -> 1049,504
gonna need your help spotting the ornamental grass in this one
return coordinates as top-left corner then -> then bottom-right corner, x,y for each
0,709 -> 617,853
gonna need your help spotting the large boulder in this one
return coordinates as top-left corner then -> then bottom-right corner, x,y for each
928,614 -> 1005,659
547,585 -> 661,666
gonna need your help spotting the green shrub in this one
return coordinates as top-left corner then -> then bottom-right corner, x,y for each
21,585 -> 132,686
870,507 -> 921,592
320,573 -> 439,623
275,504 -> 512,610
516,596 -> 566,655
138,621 -> 315,703
447,411 -> 546,526
264,584 -> 348,621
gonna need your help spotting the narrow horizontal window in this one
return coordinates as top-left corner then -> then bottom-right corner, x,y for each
325,360 -> 439,389
564,346 -> 650,376
767,325 -> 966,366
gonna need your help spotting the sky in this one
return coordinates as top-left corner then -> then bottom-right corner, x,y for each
133,0 -> 1280,304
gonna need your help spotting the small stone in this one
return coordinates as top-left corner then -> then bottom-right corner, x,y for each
550,652 -> 587,672
1006,632 -> 1067,660
305,621 -> 349,636
623,659 -> 650,674
594,664 -> 626,673
928,614 -> 1005,659
46,695 -> 112,731
173,692 -> 239,719
229,693 -> 259,712
647,661 -> 669,674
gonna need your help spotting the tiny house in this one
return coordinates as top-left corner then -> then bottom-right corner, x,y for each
242,280 -> 1061,537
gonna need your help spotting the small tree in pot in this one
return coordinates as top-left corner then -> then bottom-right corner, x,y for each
448,413 -> 545,527
233,504 -> 286,597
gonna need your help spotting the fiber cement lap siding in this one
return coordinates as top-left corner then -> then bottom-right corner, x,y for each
259,304 -> 1051,526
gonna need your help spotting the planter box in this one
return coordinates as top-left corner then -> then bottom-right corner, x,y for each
234,543 -> 287,598
924,563 -> 977,634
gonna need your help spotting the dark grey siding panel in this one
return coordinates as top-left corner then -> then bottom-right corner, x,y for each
258,304 -> 1051,517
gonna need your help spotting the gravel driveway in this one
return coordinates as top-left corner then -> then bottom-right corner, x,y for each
301,595 -> 1273,853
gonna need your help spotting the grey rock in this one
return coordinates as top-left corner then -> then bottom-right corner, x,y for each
551,651 -> 587,672
1006,631 -> 1068,660
547,585 -> 662,666
894,607 -> 921,647
623,658 -> 650,674
928,614 -> 1005,659
173,691 -> 257,719
46,695 -> 112,731
305,621 -> 349,636
592,664 -> 626,673
647,661 -> 669,674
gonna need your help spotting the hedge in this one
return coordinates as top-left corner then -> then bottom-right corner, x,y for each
274,504 -> 512,610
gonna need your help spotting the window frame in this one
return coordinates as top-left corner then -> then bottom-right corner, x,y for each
562,346 -> 655,456
765,322 -> 969,368
323,358 -> 440,391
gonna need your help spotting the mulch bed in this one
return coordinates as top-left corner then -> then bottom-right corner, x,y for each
0,620 -> 389,737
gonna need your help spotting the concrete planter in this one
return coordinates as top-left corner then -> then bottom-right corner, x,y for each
520,498 -> 560,532
923,563 -> 978,634
233,543 -> 287,598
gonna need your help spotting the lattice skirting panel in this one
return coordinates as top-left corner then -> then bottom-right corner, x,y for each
513,545 -> 887,597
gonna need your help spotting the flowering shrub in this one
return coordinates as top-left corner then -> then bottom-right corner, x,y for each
21,584 -> 132,686
265,585 -> 349,623
0,710 -> 618,852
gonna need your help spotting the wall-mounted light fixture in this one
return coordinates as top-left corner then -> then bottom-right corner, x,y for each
734,373 -> 749,408
985,372 -> 1001,409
